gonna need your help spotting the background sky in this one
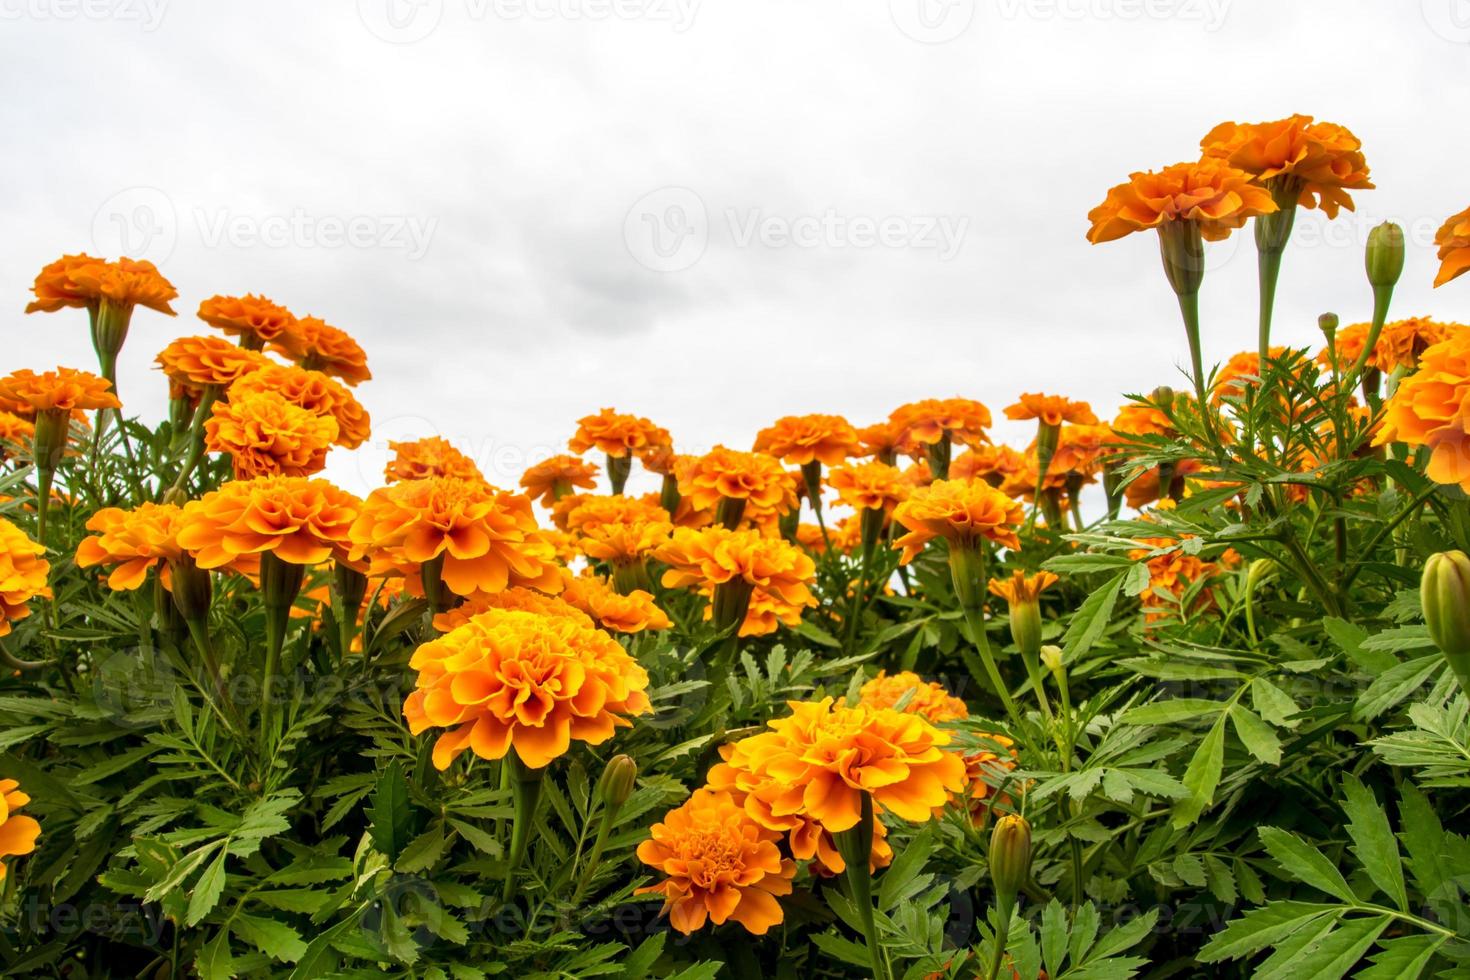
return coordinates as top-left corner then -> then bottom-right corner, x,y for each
2,0 -> 1467,500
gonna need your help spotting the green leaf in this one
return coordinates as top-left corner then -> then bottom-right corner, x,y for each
186,848 -> 229,927
368,761 -> 413,863
1198,902 -> 1340,962
1355,656 -> 1443,721
1323,616 -> 1397,673
1172,712 -> 1226,827
448,818 -> 503,857
231,913 -> 307,963
1355,934 -> 1445,980
195,930 -> 235,980
1257,828 -> 1357,903
1039,899 -> 1068,979
1251,677 -> 1301,728
396,822 -> 448,874
619,931 -> 667,980
1120,699 -> 1225,726
1229,704 -> 1282,765
1062,572 -> 1125,663
1341,775 -> 1407,911
1255,914 -> 1387,980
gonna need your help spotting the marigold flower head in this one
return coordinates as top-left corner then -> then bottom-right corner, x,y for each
0,368 -> 120,415
431,587 -> 591,633
403,607 -> 651,769
676,447 -> 794,515
1049,424 -> 1116,480
892,478 -> 1023,563
520,455 -> 600,506
1212,347 -> 1309,403
1317,318 -> 1456,375
568,408 -> 669,458
890,398 -> 992,453
578,516 -> 673,566
349,478 -> 561,597
557,494 -> 669,535
655,526 -> 816,607
227,364 -> 370,449
716,698 -> 967,833
176,476 -> 360,569
1086,158 -> 1277,244
1004,394 -> 1098,427
635,788 -> 795,935
1112,401 -> 1177,438
827,460 -> 910,514
1200,114 -> 1373,219
858,671 -> 968,723
1376,332 -> 1470,491
1434,204 -> 1470,288
155,336 -> 273,395
856,419 -> 906,462
204,391 -> 338,479
951,445 -> 1027,487
988,569 -> 1058,607
753,414 -> 860,467
960,736 -> 1019,826
197,294 -> 299,350
384,436 -> 484,483
560,570 -> 672,633
1128,536 -> 1218,622
0,778 -> 41,881
0,519 -> 50,637
695,582 -> 812,637
24,253 -> 105,313
75,502 -> 184,591
283,315 -> 371,386
26,254 -> 177,316
638,443 -> 679,475
0,413 -> 35,459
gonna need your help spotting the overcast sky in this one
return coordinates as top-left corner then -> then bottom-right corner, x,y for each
2,0 -> 1468,499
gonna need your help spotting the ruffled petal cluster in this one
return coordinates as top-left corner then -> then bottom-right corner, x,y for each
1434,205 -> 1470,288
0,779 -> 41,880
858,670 -> 968,723
0,368 -> 120,414
197,294 -> 299,349
827,460 -> 910,514
519,454 -> 600,506
752,414 -> 860,467
560,571 -> 672,633
1086,158 -> 1277,243
0,519 -> 50,636
1376,332 -> 1470,491
891,478 -> 1024,562
568,408 -> 670,458
75,502 -> 184,590
227,363 -> 371,449
384,436 -> 484,483
1004,393 -> 1098,427
156,336 -> 272,396
889,398 -> 992,453
26,254 -> 177,315
283,315 -> 371,386
675,447 -> 794,514
204,391 -> 338,478
1199,114 -> 1373,218
655,526 -> 816,608
176,476 -> 360,568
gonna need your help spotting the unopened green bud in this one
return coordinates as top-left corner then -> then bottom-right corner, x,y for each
1423,551 -> 1470,693
1318,313 -> 1339,346
168,554 -> 213,623
597,754 -> 638,809
1039,645 -> 1063,674
1366,222 -> 1405,290
988,814 -> 1032,905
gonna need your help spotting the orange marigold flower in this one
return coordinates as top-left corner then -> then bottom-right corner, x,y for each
951,445 -> 1026,487
676,446 -> 794,515
1004,394 -> 1098,427
24,253 -> 105,313
716,698 -> 967,833
568,408 -> 669,458
1434,204 -> 1470,288
520,454 -> 600,506
655,526 -> 816,608
197,294 -> 299,350
1375,332 -> 1470,491
1049,424 -> 1116,479
1212,347 -> 1310,403
0,413 -> 35,460
1200,115 -> 1373,218
987,569 -> 1058,606
827,460 -> 910,514
228,363 -> 371,449
1112,401 -> 1177,438
635,788 -> 795,935
75,502 -> 184,591
403,607 -> 651,769
349,478 -> 561,597
856,419 -> 906,462
558,494 -> 669,535
176,476 -> 359,568
155,336 -> 273,395
0,519 -> 50,637
638,443 -> 679,475
384,436 -> 484,483
0,368 -> 120,415
699,583 -> 810,638
0,778 -> 41,881
752,413 -> 861,467
431,587 -> 591,633
960,736 -> 1019,826
1128,536 -> 1218,622
890,398 -> 992,452
858,670 -> 968,723
560,571 -> 672,633
26,254 -> 177,316
892,479 -> 1023,563
1086,158 -> 1277,244
204,391 -> 338,479
284,315 -> 372,386
579,516 -> 673,566
1317,318 -> 1457,375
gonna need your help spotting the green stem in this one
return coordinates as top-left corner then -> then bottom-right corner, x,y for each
835,793 -> 892,980
503,755 -> 544,904
961,604 -> 1022,731
985,898 -> 1014,980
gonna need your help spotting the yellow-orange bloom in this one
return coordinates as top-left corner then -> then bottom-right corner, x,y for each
1212,347 -> 1310,404
176,476 -> 360,568
1200,115 -> 1373,218
890,398 -> 992,453
0,779 -> 41,881
519,454 -> 600,506
1086,158 -> 1277,243
1004,394 -> 1098,427
960,736 -> 1019,827
579,516 -> 673,566
951,445 -> 1026,487
1129,536 -> 1219,622
987,569 -> 1058,606
431,587 -> 591,634
155,336 -> 273,396
1318,318 -> 1456,375
75,503 -> 184,591
384,436 -> 484,483
283,315 -> 372,386
227,363 -> 371,449
1434,205 -> 1470,288
753,414 -> 860,467
24,253 -> 105,313
676,446 -> 794,515
892,479 -> 1023,563
0,413 -> 35,460
827,460 -> 910,514
856,419 -> 906,462
858,671 -> 968,723
197,294 -> 299,350
0,519 -> 50,637
557,494 -> 670,535
26,255 -> 177,316
568,408 -> 669,458
403,607 -> 651,769
655,526 -> 816,608
1112,401 -> 1177,438
716,698 -> 967,833
0,368 -> 120,415
349,478 -> 561,597
560,571 -> 672,633
636,788 -> 795,935
204,391 -> 338,479
1376,332 -> 1470,491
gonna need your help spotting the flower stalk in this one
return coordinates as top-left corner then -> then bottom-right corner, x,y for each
834,791 -> 892,980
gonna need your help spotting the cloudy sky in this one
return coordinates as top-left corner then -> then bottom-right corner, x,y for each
2,0 -> 1467,498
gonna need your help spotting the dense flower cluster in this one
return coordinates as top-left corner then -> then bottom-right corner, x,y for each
0,518 -> 50,636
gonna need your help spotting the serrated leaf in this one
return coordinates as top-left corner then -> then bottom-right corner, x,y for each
195,930 -> 235,980
186,848 -> 229,927
1172,713 -> 1225,827
1257,828 -> 1357,903
368,761 -> 412,863
1340,776 -> 1407,911
1198,902 -> 1339,962
231,913 -> 307,963
1229,704 -> 1282,765
1355,934 -> 1444,980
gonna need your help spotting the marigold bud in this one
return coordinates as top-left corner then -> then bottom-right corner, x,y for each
1366,222 -> 1405,290
168,554 -> 212,623
1317,312 -> 1339,346
598,754 -> 638,809
1039,644 -> 1063,674
988,814 -> 1032,905
1423,551 -> 1470,693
